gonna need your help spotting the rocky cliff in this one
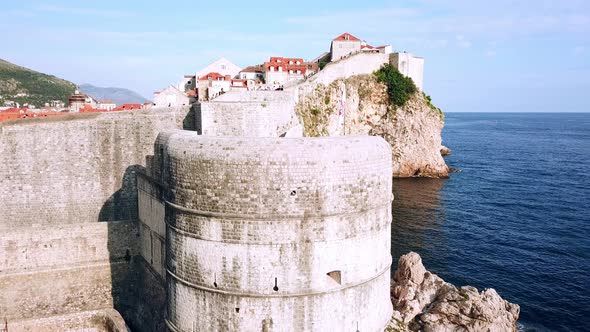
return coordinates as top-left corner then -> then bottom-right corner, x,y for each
295,74 -> 448,177
385,252 -> 520,332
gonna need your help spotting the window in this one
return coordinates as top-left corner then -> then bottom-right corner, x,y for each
339,44 -> 342,48
327,270 -> 341,285
296,61 -> 300,65
278,66 -> 282,72
221,65 -> 226,69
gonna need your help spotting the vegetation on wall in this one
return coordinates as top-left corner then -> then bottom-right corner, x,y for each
422,92 -> 444,121
0,59 -> 76,107
374,63 -> 417,108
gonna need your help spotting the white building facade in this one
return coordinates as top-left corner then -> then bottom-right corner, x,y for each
390,52 -> 424,91
153,85 -> 189,107
195,57 -> 241,80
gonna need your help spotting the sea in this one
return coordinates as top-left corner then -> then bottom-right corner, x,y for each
390,113 -> 590,332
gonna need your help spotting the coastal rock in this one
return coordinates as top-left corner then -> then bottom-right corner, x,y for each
295,75 -> 448,178
440,145 -> 452,156
386,252 -> 520,332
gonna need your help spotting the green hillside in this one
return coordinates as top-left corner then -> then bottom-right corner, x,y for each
0,59 -> 76,107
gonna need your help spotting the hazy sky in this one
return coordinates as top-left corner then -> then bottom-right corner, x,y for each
2,0 -> 589,112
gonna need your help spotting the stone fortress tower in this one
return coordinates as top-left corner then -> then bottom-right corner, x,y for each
156,130 -> 394,331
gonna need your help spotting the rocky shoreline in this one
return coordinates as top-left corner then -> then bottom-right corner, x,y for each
386,252 -> 520,332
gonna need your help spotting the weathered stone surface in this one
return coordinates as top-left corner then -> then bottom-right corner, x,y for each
386,252 -> 520,332
161,131 -> 394,332
7,309 -> 129,332
0,107 -> 192,227
295,74 -> 448,178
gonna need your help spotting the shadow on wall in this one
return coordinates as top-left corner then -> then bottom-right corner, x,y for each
102,163 -> 167,332
98,103 -> 198,332
190,102 -> 202,134
99,165 -> 144,222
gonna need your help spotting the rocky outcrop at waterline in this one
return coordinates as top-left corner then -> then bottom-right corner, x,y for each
295,74 -> 449,178
440,145 -> 452,156
385,252 -> 520,332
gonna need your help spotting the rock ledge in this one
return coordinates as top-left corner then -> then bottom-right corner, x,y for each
385,252 -> 520,332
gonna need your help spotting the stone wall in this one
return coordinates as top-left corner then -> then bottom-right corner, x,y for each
137,173 -> 166,278
0,221 -> 138,321
0,107 -> 186,331
7,309 -> 129,332
0,107 -> 191,228
161,131 -> 393,331
197,90 -> 300,137
303,52 -> 389,87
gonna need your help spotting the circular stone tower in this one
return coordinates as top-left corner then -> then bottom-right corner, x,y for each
161,131 -> 393,332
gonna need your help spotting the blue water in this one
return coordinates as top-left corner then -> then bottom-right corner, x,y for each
391,113 -> 590,332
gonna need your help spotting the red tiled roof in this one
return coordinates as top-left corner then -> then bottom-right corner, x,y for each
112,103 -> 142,111
198,72 -> 230,81
1,107 -> 28,113
333,32 -> 361,41
240,65 -> 263,73
79,105 -> 109,113
263,57 -> 308,74
0,110 -> 65,122
361,44 -> 375,50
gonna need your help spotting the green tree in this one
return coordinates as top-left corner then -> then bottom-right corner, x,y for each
374,64 -> 417,107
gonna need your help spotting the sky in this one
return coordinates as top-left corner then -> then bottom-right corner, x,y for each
1,0 -> 589,112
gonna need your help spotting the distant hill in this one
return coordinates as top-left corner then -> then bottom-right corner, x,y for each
0,58 -> 76,107
79,83 -> 148,105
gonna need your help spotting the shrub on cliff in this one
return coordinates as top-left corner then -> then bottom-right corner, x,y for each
374,64 -> 417,107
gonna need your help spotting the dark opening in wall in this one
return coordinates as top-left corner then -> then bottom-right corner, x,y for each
235,308 -> 240,313
273,277 -> 279,291
327,270 -> 342,285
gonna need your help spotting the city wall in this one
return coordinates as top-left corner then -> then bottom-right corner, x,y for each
0,107 -> 191,228
0,221 -> 137,321
0,108 -> 190,331
198,90 -> 300,137
304,52 -> 390,87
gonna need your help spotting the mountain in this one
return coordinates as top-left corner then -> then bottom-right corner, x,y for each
0,58 -> 76,107
79,83 -> 148,105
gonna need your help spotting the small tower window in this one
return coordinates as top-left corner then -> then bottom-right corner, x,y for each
327,270 -> 341,285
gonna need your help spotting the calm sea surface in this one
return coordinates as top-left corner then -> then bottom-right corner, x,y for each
391,113 -> 590,332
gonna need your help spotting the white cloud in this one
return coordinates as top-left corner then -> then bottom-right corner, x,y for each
36,5 -> 132,18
